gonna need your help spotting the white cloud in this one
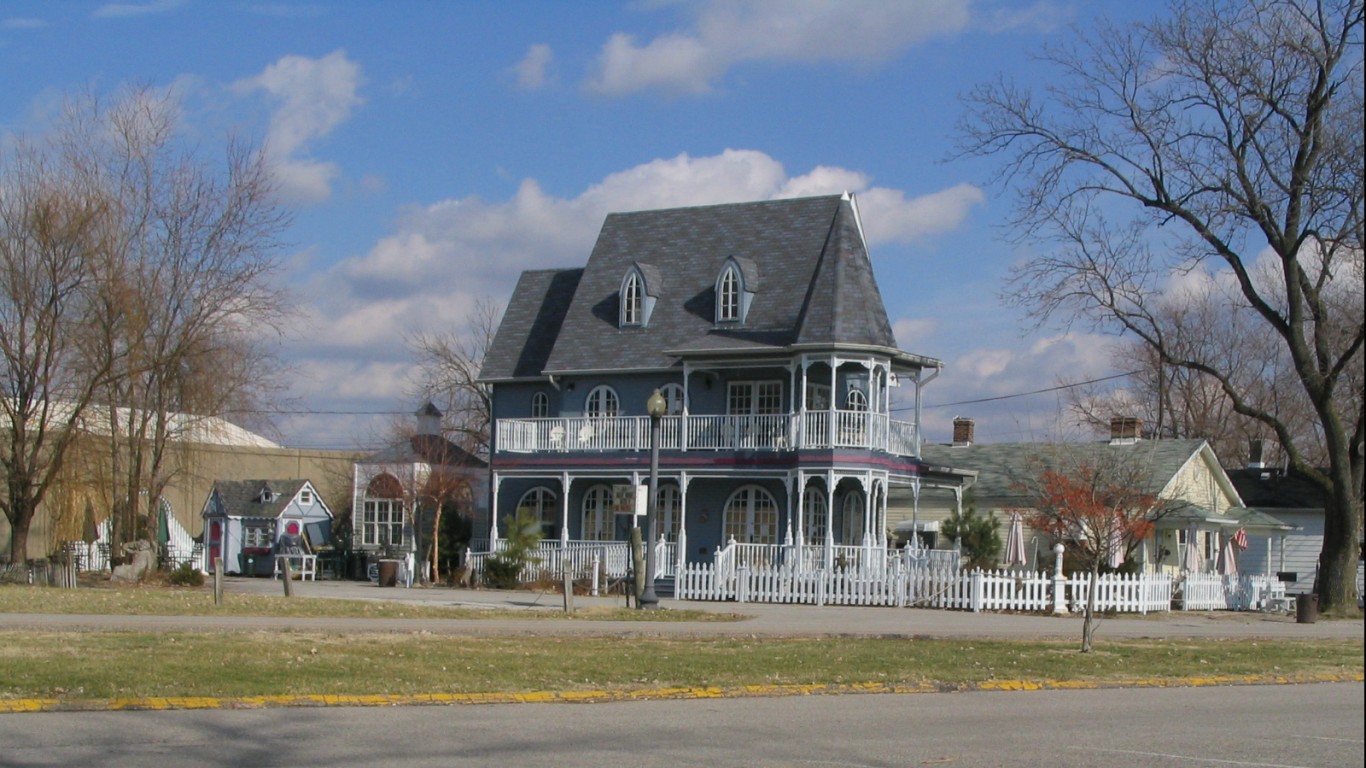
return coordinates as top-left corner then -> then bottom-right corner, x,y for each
975,1 -> 1071,34
586,0 -> 970,96
513,44 -> 555,90
892,318 -> 939,348
233,50 -> 363,203
93,0 -> 184,18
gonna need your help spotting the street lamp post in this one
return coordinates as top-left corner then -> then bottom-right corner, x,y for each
639,388 -> 667,609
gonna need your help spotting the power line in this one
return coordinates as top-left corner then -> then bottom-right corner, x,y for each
894,370 -> 1141,412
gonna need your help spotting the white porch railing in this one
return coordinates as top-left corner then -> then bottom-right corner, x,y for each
496,411 -> 919,456
465,538 -> 679,584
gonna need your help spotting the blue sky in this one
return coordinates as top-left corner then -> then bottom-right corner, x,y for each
1,1 -> 1149,449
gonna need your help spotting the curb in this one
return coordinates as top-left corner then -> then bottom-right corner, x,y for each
2,672 -> 1360,714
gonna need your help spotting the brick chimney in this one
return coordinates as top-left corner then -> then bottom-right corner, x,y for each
952,417 -> 975,447
1109,416 -> 1141,444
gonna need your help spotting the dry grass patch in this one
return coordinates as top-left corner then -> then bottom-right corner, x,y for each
0,631 -> 1358,702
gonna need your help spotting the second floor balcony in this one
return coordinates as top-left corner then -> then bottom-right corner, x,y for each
495,411 -> 921,457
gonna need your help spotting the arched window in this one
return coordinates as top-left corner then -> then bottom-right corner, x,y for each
621,271 -> 643,326
846,388 -> 868,411
717,265 -> 740,322
516,486 -> 559,539
361,473 -> 406,547
723,484 -> 779,544
660,383 -> 685,415
581,484 -> 615,541
803,489 -> 828,545
531,391 -> 549,419
585,386 -> 620,418
841,491 -> 866,545
655,484 -> 681,540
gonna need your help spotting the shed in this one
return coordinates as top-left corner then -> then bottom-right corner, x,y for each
201,479 -> 334,576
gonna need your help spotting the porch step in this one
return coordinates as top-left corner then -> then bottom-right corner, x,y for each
654,576 -> 675,599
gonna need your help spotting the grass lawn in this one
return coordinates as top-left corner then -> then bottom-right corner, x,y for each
1,583 -> 1359,704
0,630 -> 1359,702
0,583 -> 741,622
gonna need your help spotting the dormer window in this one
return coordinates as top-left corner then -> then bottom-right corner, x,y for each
619,264 -> 658,328
718,267 -> 740,322
715,256 -> 756,324
623,272 -> 642,325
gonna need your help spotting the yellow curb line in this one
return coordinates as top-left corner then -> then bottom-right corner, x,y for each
2,672 -> 1360,714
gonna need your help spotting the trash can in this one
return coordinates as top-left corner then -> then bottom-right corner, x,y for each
1295,593 -> 1318,624
377,559 -> 399,588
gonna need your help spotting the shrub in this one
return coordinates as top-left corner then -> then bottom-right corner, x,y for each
168,562 -> 205,587
483,510 -> 542,589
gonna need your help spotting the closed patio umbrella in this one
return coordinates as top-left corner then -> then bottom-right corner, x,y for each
1181,527 -> 1203,572
1003,512 -> 1027,567
1106,526 -> 1125,569
1218,534 -> 1239,576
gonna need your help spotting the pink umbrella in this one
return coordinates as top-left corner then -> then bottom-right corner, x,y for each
1003,512 -> 1027,567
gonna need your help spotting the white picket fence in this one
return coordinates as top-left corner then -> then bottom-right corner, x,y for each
676,561 -> 1179,613
1069,572 -> 1173,614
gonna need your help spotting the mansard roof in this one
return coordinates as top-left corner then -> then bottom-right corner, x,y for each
480,195 -> 935,381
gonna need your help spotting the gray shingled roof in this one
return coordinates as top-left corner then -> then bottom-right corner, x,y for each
210,479 -> 310,519
481,268 -> 582,381
920,439 -> 1210,502
481,195 -> 920,381
363,434 -> 487,468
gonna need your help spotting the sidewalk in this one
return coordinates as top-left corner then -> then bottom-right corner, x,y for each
200,576 -> 1365,641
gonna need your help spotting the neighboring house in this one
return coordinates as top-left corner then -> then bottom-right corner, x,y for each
1227,460 -> 1325,595
201,479 -> 334,576
900,417 -> 1292,574
351,403 -> 488,576
478,194 -> 959,568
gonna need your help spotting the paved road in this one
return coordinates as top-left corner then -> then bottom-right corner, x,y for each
5,577 -> 1361,641
1,682 -> 1360,767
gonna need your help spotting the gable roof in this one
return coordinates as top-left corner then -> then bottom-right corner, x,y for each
919,439 -> 1214,502
362,434 -> 488,468
207,479 -> 316,519
480,195 -> 933,381
1227,468 -> 1326,510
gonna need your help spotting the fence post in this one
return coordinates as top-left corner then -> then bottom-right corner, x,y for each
970,569 -> 984,613
1051,543 -> 1069,615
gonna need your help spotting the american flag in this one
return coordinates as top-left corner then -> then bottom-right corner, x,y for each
1232,527 -> 1249,550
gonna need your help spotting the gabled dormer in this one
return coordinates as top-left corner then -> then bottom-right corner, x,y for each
715,256 -> 757,325
619,262 -> 660,328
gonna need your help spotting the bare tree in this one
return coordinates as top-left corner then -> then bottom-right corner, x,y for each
0,87 -> 291,563
406,298 -> 501,460
959,0 -> 1364,610
0,134 -> 118,562
65,88 -> 291,553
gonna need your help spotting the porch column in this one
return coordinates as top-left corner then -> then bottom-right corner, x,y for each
681,365 -> 691,452
490,472 -> 501,543
560,473 -> 571,545
828,359 -> 838,446
793,472 -> 806,544
825,470 -> 836,571
678,472 -> 691,567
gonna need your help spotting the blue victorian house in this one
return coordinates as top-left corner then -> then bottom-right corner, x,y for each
478,194 -> 950,578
